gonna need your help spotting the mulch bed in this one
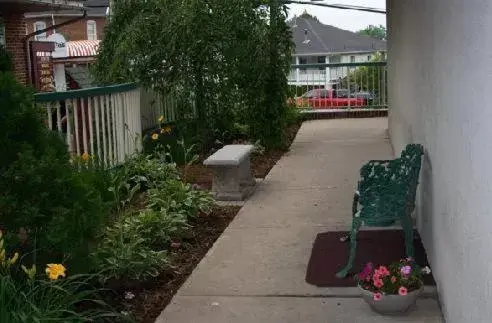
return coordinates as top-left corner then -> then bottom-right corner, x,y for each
112,205 -> 241,322
305,229 -> 435,287
180,122 -> 302,189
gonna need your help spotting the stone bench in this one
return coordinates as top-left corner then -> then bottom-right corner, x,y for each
203,144 -> 256,201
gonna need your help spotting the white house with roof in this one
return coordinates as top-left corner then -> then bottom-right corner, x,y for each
289,17 -> 386,87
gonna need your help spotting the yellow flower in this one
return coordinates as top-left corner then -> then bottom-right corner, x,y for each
158,115 -> 164,123
151,133 -> 159,141
160,126 -> 172,134
81,152 -> 90,161
45,264 -> 66,281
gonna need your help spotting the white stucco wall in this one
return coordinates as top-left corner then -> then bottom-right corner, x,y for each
387,0 -> 492,322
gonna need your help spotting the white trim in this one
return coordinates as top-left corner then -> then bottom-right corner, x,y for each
86,20 -> 97,40
33,21 -> 47,41
293,50 -> 386,56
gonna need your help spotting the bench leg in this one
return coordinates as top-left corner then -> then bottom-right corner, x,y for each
336,219 -> 361,278
239,157 -> 256,187
210,166 -> 243,201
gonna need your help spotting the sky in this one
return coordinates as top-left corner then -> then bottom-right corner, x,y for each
286,0 -> 386,32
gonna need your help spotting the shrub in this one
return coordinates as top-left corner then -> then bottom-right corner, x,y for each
0,72 -> 109,272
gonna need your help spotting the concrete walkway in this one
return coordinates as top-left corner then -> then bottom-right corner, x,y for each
156,118 -> 443,323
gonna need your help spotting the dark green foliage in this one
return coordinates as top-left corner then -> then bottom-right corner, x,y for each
0,72 -> 109,271
0,273 -> 122,322
0,47 -> 13,72
94,0 -> 293,150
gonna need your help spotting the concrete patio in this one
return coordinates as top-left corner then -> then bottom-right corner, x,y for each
156,118 -> 444,323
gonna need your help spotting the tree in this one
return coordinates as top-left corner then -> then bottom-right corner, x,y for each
93,0 -> 293,149
288,10 -> 319,24
358,24 -> 387,41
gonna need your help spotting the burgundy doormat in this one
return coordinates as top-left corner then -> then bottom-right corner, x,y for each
305,230 -> 436,287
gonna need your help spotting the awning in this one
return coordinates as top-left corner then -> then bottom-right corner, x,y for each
66,40 -> 100,58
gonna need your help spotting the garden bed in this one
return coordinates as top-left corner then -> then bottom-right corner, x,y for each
181,122 -> 302,189
113,205 -> 241,322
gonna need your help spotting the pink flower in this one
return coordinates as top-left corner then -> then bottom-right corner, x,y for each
358,262 -> 373,280
373,273 -> 381,281
374,279 -> 384,288
391,276 -> 397,283
400,265 -> 412,275
398,286 -> 408,296
373,292 -> 382,301
378,266 -> 390,277
171,242 -> 181,249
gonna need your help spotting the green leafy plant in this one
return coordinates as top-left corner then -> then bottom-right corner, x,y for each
93,213 -> 172,281
147,181 -> 213,220
0,232 -> 120,323
94,232 -> 169,282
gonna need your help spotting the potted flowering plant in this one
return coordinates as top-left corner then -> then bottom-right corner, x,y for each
355,258 -> 431,314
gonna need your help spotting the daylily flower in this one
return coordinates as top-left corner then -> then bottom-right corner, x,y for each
45,264 -> 66,280
81,152 -> 90,161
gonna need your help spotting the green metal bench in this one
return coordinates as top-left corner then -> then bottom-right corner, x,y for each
336,144 -> 424,278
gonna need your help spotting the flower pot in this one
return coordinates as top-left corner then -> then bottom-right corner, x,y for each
359,285 -> 423,315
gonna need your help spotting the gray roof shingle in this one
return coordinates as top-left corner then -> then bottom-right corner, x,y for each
291,17 -> 386,55
25,0 -> 108,17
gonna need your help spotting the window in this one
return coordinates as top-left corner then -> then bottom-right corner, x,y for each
317,56 -> 326,71
0,18 -> 5,47
87,20 -> 97,40
330,55 -> 341,63
299,57 -> 307,73
34,21 -> 47,41
350,56 -> 356,63
367,55 -> 372,61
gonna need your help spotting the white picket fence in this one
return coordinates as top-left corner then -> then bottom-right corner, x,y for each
35,83 -> 178,167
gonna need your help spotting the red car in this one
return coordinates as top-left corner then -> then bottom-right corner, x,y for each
295,89 -> 366,109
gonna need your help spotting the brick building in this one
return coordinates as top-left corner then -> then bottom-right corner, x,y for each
0,0 -> 84,84
25,0 -> 109,42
